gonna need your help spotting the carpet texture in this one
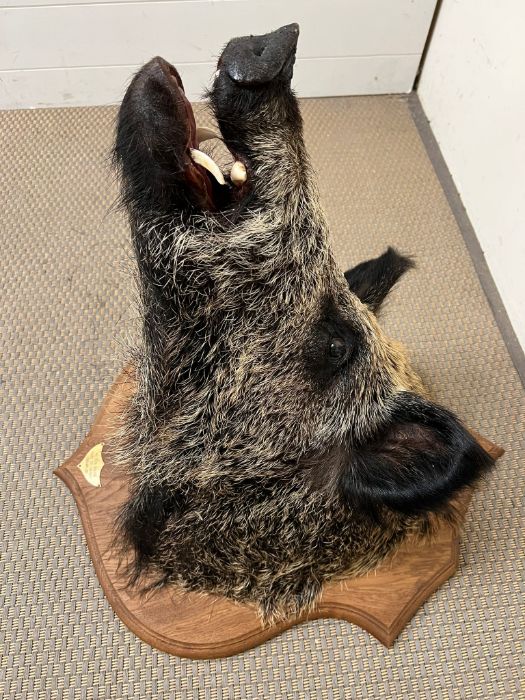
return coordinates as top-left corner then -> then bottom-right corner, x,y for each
1,96 -> 523,699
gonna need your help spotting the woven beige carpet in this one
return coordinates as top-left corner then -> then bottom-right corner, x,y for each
1,97 -> 523,699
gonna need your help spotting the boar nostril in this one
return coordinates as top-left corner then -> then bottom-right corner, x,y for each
220,23 -> 300,87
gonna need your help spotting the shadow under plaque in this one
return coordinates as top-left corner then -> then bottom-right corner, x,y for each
55,370 -> 504,659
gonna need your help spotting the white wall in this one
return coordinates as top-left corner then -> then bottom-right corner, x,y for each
0,0 -> 437,109
419,0 -> 525,350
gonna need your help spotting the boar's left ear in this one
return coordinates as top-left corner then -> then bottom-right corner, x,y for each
344,247 -> 414,313
341,393 -> 494,516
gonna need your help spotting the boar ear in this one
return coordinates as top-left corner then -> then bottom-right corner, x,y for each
344,247 -> 414,313
341,393 -> 494,515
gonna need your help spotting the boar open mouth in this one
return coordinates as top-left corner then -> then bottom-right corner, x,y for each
171,22 -> 299,211
115,24 -> 300,215
158,58 -> 251,212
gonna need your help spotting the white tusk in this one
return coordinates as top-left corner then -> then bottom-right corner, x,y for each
190,148 -> 226,185
196,126 -> 220,144
230,161 -> 247,186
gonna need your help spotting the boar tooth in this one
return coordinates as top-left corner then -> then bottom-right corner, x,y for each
230,161 -> 247,186
196,126 -> 220,143
190,148 -> 226,185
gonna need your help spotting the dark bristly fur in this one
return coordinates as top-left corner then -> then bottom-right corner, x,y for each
111,26 -> 494,622
344,247 -> 415,313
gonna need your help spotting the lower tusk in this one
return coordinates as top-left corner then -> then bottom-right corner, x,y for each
230,161 -> 247,186
190,149 -> 226,185
196,126 -> 220,144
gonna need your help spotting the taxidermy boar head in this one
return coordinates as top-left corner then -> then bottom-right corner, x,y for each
112,24 -> 493,620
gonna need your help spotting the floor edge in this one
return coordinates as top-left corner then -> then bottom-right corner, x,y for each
407,92 -> 525,390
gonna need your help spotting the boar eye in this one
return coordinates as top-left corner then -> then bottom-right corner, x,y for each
329,337 -> 347,360
304,301 -> 358,385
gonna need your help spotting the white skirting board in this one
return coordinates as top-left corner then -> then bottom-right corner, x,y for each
0,0 -> 437,109
0,56 -> 422,109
